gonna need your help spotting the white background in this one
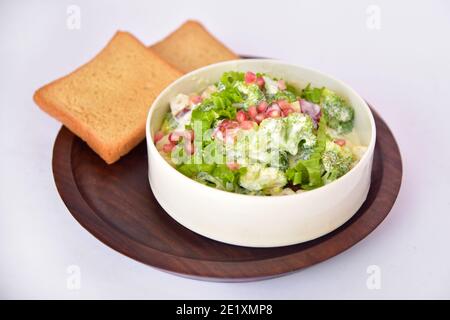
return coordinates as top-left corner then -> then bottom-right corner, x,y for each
1,0 -> 449,299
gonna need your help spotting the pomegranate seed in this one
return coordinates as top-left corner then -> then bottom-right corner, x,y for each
162,143 -> 175,153
277,79 -> 286,90
244,71 -> 256,84
257,101 -> 268,113
220,120 -> 239,132
267,103 -> 281,111
218,121 -> 228,132
256,77 -> 265,87
153,131 -> 164,143
278,100 -> 291,110
185,142 -> 195,155
226,162 -> 240,170
240,120 -> 255,130
267,109 -> 281,118
265,104 -> 281,117
236,110 -> 248,123
334,139 -> 346,146
248,106 -> 258,118
168,132 -> 182,143
254,113 -> 266,124
282,107 -> 294,117
189,95 -> 203,105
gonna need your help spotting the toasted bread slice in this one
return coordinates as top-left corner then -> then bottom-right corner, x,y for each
34,31 -> 182,164
151,20 -> 239,73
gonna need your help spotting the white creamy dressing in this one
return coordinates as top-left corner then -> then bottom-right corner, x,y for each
263,76 -> 279,95
201,85 -> 217,99
169,93 -> 199,131
327,127 -> 367,160
169,84 -> 216,132
239,164 -> 287,192
170,93 -> 189,117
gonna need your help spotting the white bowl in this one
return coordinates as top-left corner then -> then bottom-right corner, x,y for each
146,59 -> 376,248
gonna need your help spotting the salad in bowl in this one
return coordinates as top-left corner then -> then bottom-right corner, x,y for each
146,59 -> 375,247
153,71 -> 367,196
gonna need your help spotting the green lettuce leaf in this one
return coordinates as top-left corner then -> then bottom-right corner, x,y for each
190,87 -> 240,133
286,117 -> 327,189
301,84 -> 324,104
192,164 -> 246,192
219,71 -> 244,88
235,82 -> 265,108
190,72 -> 245,133
177,163 -> 216,177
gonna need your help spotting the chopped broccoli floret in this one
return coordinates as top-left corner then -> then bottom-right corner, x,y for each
235,82 -> 265,108
321,140 -> 354,183
283,113 -> 316,153
257,113 -> 316,156
239,164 -> 287,192
320,88 -> 354,134
301,85 -> 355,134
269,90 -> 297,103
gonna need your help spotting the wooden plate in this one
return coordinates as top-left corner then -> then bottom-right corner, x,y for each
52,105 -> 401,282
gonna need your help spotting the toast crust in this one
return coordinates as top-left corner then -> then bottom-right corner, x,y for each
151,20 -> 239,73
34,32 -> 182,164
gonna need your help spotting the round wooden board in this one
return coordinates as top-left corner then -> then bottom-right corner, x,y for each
52,106 -> 402,282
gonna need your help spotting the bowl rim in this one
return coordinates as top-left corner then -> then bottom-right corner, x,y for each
145,59 -> 376,201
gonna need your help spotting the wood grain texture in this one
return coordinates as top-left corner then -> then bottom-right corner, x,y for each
52,106 -> 402,282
